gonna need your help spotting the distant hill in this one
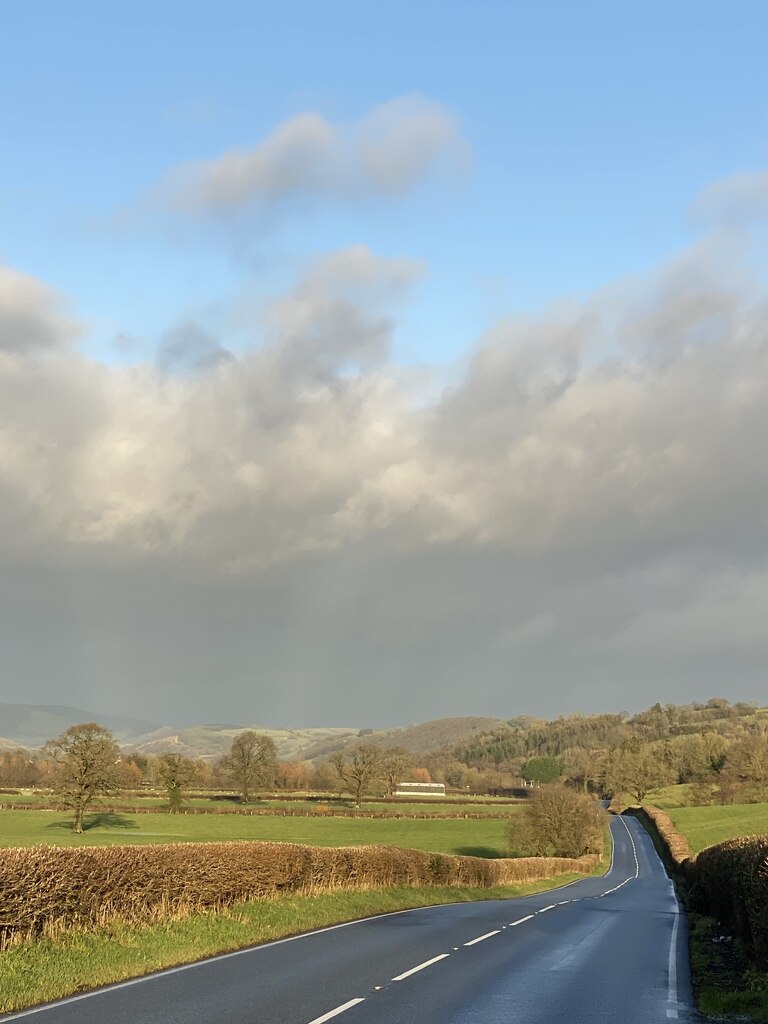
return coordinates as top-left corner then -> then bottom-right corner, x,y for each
0,703 -> 165,748
128,725 -> 361,762
0,703 -> 506,763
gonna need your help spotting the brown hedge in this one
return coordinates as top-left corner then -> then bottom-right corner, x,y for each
696,835 -> 768,969
0,841 -> 596,946
635,805 -> 694,868
635,805 -> 767,971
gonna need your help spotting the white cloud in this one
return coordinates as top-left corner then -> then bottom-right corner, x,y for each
159,95 -> 465,215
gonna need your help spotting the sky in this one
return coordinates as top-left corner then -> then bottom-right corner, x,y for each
1,1 -> 768,728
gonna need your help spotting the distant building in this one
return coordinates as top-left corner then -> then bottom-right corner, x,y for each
393,781 -> 446,797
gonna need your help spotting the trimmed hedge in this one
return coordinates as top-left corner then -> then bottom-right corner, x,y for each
634,804 -> 694,867
0,841 -> 597,945
696,835 -> 768,969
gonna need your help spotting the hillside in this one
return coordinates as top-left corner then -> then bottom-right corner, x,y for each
0,704 -> 507,763
0,703 -> 164,749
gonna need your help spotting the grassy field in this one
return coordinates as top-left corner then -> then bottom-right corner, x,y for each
0,791 -> 518,814
0,807 -> 513,857
660,803 -> 768,854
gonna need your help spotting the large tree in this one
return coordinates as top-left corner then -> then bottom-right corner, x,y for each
158,753 -> 198,812
45,722 -> 121,833
220,732 -> 278,803
331,744 -> 384,807
508,784 -> 606,859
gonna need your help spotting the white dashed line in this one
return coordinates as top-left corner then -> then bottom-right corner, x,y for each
391,953 -> 450,981
306,997 -> 366,1024
509,914 -> 535,926
537,904 -> 557,913
464,929 -> 501,946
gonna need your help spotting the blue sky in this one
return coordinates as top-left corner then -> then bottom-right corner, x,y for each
3,1 -> 767,367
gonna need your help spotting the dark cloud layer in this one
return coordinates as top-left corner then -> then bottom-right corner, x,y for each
1,195 -> 767,725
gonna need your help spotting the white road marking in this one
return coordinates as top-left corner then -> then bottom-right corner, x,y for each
509,914 -> 534,926
668,901 -> 680,1017
0,900 -> 482,1020
391,953 -> 450,981
537,904 -> 557,913
556,900 -> 570,905
306,998 -> 366,1024
464,929 -> 501,946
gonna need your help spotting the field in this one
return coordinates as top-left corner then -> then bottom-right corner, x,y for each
0,791 -> 518,814
661,803 -> 768,854
0,808 -> 513,857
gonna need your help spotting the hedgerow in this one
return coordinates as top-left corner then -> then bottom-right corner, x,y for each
0,841 -> 597,946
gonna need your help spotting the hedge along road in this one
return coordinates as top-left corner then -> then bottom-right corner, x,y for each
1,815 -> 696,1024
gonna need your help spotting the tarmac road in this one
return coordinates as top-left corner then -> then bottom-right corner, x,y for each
2,813 -> 698,1023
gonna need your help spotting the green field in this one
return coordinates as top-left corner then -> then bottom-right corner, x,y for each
0,808 -> 512,857
662,803 -> 768,854
0,791 -> 516,815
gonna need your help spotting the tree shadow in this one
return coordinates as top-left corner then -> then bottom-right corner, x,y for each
454,845 -> 504,859
45,812 -> 140,832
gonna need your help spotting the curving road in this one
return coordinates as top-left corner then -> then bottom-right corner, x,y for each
2,815 -> 698,1023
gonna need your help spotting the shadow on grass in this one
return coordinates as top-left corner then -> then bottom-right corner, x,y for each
46,812 -> 140,832
454,845 -> 504,859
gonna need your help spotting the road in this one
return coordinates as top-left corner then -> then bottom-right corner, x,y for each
3,814 -> 698,1023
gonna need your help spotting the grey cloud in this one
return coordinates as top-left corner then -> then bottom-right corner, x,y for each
0,266 -> 80,354
2,233 -> 768,723
159,96 -> 464,215
156,323 -> 236,374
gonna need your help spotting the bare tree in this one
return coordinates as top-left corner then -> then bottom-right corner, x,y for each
220,732 -> 278,803
45,722 -> 121,833
331,745 -> 384,807
158,753 -> 198,812
508,784 -> 606,858
380,747 -> 413,797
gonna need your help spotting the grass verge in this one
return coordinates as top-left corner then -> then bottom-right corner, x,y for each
688,911 -> 768,1022
0,874 -> 589,1013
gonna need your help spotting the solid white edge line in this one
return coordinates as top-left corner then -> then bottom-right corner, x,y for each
509,914 -> 534,926
306,997 -> 366,1024
0,900 -> 477,1021
464,929 -> 500,946
668,904 -> 680,1011
391,953 -> 450,981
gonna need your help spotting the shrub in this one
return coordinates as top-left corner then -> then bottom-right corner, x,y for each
508,785 -> 606,858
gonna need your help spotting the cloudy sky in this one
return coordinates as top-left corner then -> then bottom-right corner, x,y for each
2,2 -> 768,727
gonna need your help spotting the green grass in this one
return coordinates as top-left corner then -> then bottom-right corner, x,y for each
0,792 -> 517,814
661,803 -> 768,854
0,808 -> 513,857
0,876 -> 592,1013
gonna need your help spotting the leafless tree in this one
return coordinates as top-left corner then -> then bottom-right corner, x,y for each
331,745 -> 385,807
220,731 -> 278,803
